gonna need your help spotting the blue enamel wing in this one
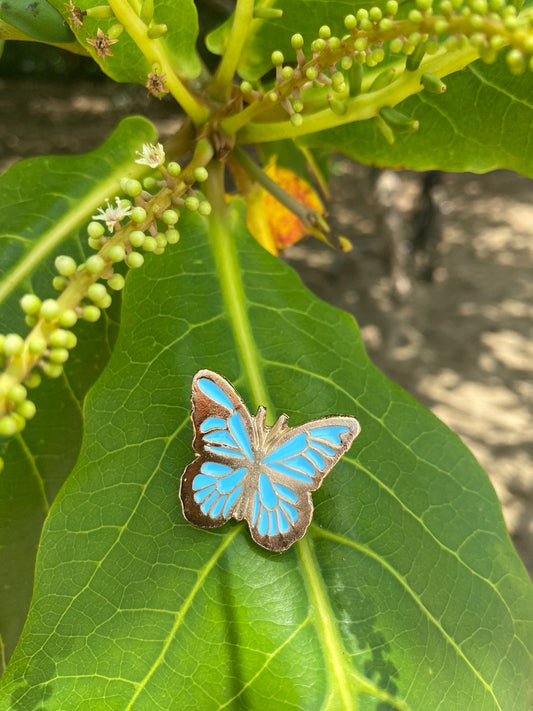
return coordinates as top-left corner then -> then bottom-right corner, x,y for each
179,370 -> 361,552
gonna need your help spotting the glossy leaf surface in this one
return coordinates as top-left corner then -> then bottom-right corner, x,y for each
0,116 -> 157,670
0,205 -> 531,709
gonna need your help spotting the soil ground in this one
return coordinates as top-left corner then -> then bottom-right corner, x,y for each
1,78 -> 531,577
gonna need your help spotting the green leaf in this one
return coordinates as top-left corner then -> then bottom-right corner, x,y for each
1,204 -> 531,708
301,56 -> 533,176
47,0 -> 201,84
0,0 -> 73,43
0,116 -> 157,671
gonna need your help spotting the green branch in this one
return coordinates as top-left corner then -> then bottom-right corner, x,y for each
210,0 -> 255,101
107,0 -> 209,125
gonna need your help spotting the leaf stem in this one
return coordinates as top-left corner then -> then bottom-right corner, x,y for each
106,0 -> 209,125
210,0 -> 255,101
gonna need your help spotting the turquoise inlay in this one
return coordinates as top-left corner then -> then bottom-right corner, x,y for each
263,433 -> 307,464
280,501 -> 298,523
310,425 -> 348,443
200,416 -> 227,433
228,411 -> 253,458
312,441 -> 336,457
210,497 -> 225,517
217,467 -> 247,494
192,474 -> 214,491
259,473 -> 278,509
201,461 -> 233,476
258,508 -> 268,535
200,490 -> 218,514
306,448 -> 325,471
223,487 -> 242,517
194,485 -> 214,504
252,491 -> 260,524
287,454 -> 316,477
273,483 -> 298,504
198,377 -> 234,411
206,445 -> 245,458
268,462 -> 312,482
268,510 -> 278,535
204,430 -> 236,448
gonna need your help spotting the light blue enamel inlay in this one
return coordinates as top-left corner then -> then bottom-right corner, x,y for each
306,448 -> 325,471
217,467 -> 247,494
210,497 -> 225,518
268,462 -> 312,482
252,491 -> 260,525
268,510 -> 278,535
286,455 -> 316,477
228,412 -> 253,459
223,487 -> 242,517
197,378 -> 234,411
206,445 -> 245,458
312,441 -> 336,457
200,490 -> 218,514
277,510 -> 290,533
192,474 -> 215,491
200,416 -> 227,433
200,461 -> 233,476
280,501 -> 298,523
194,485 -> 214,504
311,425 -> 348,444
263,433 -> 307,464
258,508 -> 268,536
204,430 -> 236,448
259,473 -> 278,509
273,483 -> 298,504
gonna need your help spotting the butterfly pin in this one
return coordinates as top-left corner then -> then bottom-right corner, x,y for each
179,370 -> 361,552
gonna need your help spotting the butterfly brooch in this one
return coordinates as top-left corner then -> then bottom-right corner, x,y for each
179,370 -> 361,552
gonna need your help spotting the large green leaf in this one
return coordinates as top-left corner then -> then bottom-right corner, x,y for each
0,116 -> 157,671
0,204 -> 531,708
0,0 -> 73,43
300,55 -> 533,176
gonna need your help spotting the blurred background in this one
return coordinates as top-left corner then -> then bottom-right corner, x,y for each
1,39 -> 532,576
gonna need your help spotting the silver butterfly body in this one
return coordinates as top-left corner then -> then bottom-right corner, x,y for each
180,370 -> 361,552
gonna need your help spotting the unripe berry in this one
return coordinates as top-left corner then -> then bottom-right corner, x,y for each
8,384 -> 27,404
42,362 -> 63,378
240,81 -> 253,94
344,14 -> 357,30
11,413 -> 26,432
162,209 -> 179,225
88,237 -> 102,251
82,305 -> 101,322
99,294 -> 112,309
130,230 -> 146,247
131,206 -> 147,223
49,329 -> 69,348
143,236 -> 157,252
64,332 -> 78,349
59,309 -> 78,328
281,66 -> 294,80
40,299 -> 59,321
305,66 -> 318,80
143,176 -> 157,190
86,255 -> 105,274
87,283 -> 108,303
125,179 -> 142,197
318,25 -> 331,39
17,400 -> 36,420
4,333 -> 24,356
369,6 -> 382,22
29,336 -> 47,354
20,294 -> 42,315
292,99 -> 304,113
49,348 -> 69,364
126,252 -> 144,269
408,9 -> 423,22
108,273 -> 125,291
291,33 -> 304,50
193,167 -> 209,183
0,416 -> 18,436
87,221 -> 105,238
185,196 -> 199,212
271,50 -> 284,66
24,371 -> 42,389
25,315 -> 37,328
198,201 -> 212,216
108,245 -> 126,262
165,229 -> 180,244
311,38 -> 326,53
167,161 -> 182,177
386,0 -> 399,14
155,233 -> 167,250
52,276 -> 68,291
506,48 -> 524,74
55,255 -> 77,276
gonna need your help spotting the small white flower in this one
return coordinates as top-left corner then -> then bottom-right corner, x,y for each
135,142 -> 166,168
92,197 -> 132,231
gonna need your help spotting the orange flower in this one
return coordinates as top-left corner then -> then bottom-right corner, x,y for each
245,159 -> 325,255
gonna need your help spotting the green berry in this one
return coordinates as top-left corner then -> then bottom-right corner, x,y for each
59,309 -> 78,328
130,230 -> 146,248
162,209 -> 179,225
356,8 -> 369,20
341,56 -> 353,70
82,305 -> 101,322
8,384 -> 27,404
390,37 -> 404,53
125,179 -> 142,197
108,245 -> 126,263
87,283 -> 108,303
42,362 -> 63,378
87,221 -> 105,238
184,197 -> 199,212
64,332 -> 78,349
344,14 -> 357,30
49,348 -> 69,364
167,161 -> 181,177
0,416 -> 18,436
40,299 -> 59,321
52,276 -> 68,292
281,66 -> 294,80
54,255 -> 77,276
143,236 -> 157,252
126,252 -> 144,269
165,229 -> 180,245
108,273 -> 125,291
86,255 -> 105,274
408,9 -> 423,22
507,48 -> 525,73
305,66 -> 318,80
416,0 -> 432,9
99,294 -> 112,309
50,329 -> 69,348
198,201 -> 212,216
88,237 -> 102,251
386,0 -> 399,15
24,371 -> 42,389
290,113 -> 304,127
291,33 -> 304,50
434,19 -> 449,34
193,167 -> 209,183
29,336 -> 47,355
240,81 -> 253,94
311,39 -> 326,53
17,400 -> 36,420
271,50 -> 284,66
20,294 -> 41,315
143,176 -> 157,190
369,6 -> 382,22
4,334 -> 24,356
131,206 -> 147,223
318,25 -> 331,39
25,315 -> 37,328
292,99 -> 304,113
155,233 -> 167,250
